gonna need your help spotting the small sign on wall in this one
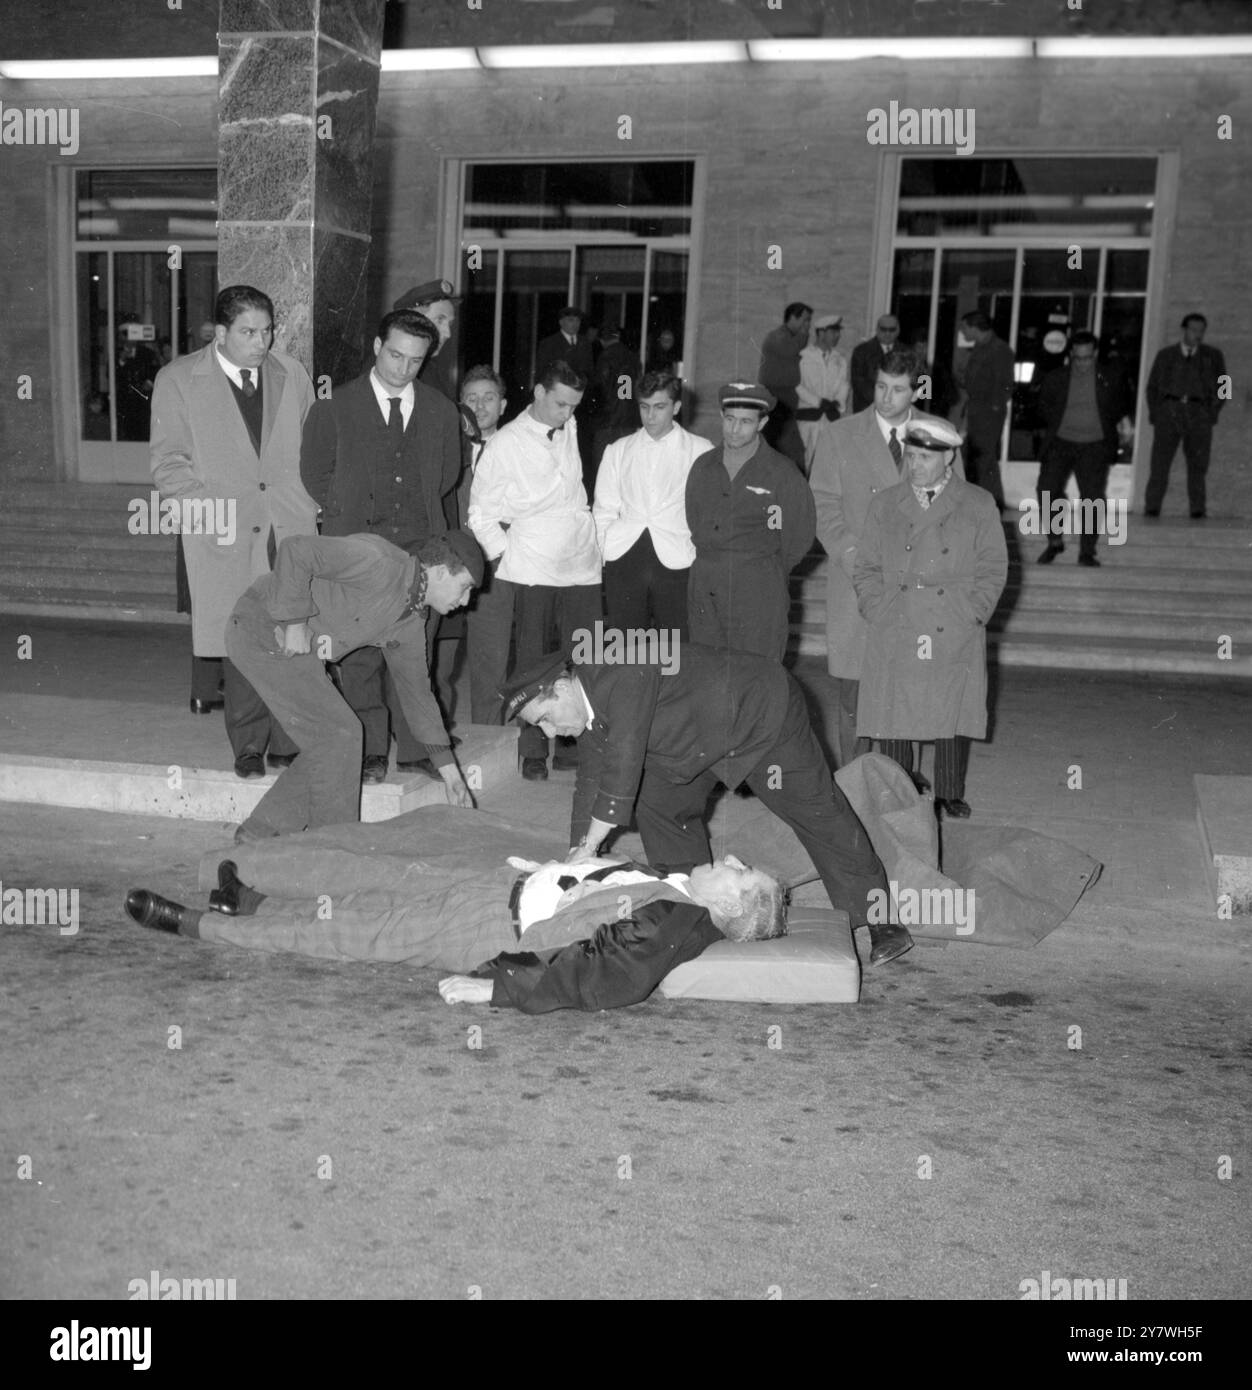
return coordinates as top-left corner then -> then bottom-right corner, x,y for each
123,323 -> 155,341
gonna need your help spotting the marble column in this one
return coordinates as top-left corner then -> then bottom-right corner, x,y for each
217,0 -> 385,384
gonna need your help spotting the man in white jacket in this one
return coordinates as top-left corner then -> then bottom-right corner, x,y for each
592,369 -> 712,637
796,313 -> 851,474
468,358 -> 602,781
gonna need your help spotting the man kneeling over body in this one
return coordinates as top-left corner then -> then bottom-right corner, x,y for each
124,854 -> 785,1014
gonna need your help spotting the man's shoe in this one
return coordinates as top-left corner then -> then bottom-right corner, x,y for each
125,889 -> 192,934
362,754 -> 389,784
189,697 -> 223,715
935,797 -> 972,819
521,757 -> 549,781
208,860 -> 244,916
1143,508 -> 1160,518
1190,511 -> 1206,520
1077,554 -> 1101,568
1037,543 -> 1064,564
266,752 -> 297,769
234,752 -> 266,779
868,922 -> 914,966
551,738 -> 580,771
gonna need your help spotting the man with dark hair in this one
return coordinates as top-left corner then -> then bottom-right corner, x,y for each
468,359 -> 602,781
810,349 -> 964,770
593,369 -> 712,636
392,277 -> 459,401
1144,312 -> 1227,518
685,382 -> 816,663
223,529 -> 482,841
535,305 -> 595,384
502,646 -> 910,966
958,310 -> 1015,509
300,308 -> 462,782
850,314 -> 902,414
1035,330 -> 1128,567
757,300 -> 813,468
150,283 -> 316,778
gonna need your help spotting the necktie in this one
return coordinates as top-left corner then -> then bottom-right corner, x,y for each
240,368 -> 255,398
388,395 -> 403,443
926,489 -> 936,503
888,428 -> 902,469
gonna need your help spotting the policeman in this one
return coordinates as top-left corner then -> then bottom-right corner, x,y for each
500,645 -> 912,966
685,382 -> 816,662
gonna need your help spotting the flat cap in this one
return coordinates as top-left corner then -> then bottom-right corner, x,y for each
499,650 -> 572,723
813,313 -> 843,330
904,419 -> 964,451
393,278 -> 458,311
719,381 -> 776,412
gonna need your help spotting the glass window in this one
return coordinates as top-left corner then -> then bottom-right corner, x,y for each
76,167 -> 218,242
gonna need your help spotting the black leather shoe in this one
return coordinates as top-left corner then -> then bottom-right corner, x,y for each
935,797 -> 972,819
868,922 -> 914,966
1037,543 -> 1064,564
1190,511 -> 1206,520
234,752 -> 266,779
1077,554 -> 1100,567
266,752 -> 297,769
209,860 -> 244,916
190,697 -> 223,715
1143,508 -> 1160,518
125,889 -> 192,934
521,757 -> 548,781
362,754 -> 389,784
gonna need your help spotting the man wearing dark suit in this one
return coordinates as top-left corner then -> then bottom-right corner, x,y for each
1035,331 -> 1128,566
502,647 -> 911,966
958,310 -> 1015,509
588,321 -> 642,472
535,305 -> 596,480
810,349 -> 964,769
1144,313 -> 1227,518
150,284 -> 315,778
300,309 -> 462,781
757,301 -> 812,468
685,382 -> 816,663
849,314 -> 902,414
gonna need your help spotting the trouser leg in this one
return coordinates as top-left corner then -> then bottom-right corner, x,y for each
223,657 -> 295,760
1036,440 -> 1074,545
651,559 -> 691,640
190,654 -> 223,703
831,676 -> 861,769
1182,411 -> 1213,515
745,683 -> 887,925
1145,412 -> 1183,512
468,572 -> 515,725
331,645 -> 390,759
635,767 -> 718,873
1073,443 -> 1110,558
512,584 -> 560,761
603,537 -> 653,632
389,611 -> 438,763
225,616 -> 363,834
876,739 -> 915,776
932,737 -> 968,800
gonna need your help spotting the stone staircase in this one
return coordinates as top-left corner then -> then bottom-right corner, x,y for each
0,483 -> 184,622
790,517 -> 1252,678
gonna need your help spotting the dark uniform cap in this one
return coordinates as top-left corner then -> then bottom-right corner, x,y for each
498,650 -> 572,723
558,305 -> 582,320
904,420 -> 963,451
407,529 -> 485,587
393,278 -> 459,311
719,381 -> 776,412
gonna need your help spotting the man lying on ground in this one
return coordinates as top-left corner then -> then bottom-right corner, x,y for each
124,854 -> 786,1011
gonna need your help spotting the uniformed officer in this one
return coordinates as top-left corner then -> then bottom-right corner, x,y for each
500,646 -> 912,966
392,277 -> 459,402
685,382 -> 817,662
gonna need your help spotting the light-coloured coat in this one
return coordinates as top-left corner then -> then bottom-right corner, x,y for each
852,475 -> 1008,741
810,406 -> 963,679
150,345 -> 317,655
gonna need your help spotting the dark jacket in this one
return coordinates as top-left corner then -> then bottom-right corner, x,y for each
535,331 -> 595,388
299,373 -> 461,548
591,339 -> 642,434
1146,342 -> 1227,425
1038,363 -> 1125,464
477,898 -> 722,1013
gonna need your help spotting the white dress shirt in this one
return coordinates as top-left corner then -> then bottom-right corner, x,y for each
876,407 -> 915,465
368,370 -> 415,430
468,409 -> 601,586
214,347 -> 252,392
592,422 -> 712,567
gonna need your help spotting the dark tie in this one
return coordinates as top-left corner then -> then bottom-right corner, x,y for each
388,395 -> 403,442
888,427 -> 902,469
240,368 -> 255,399
547,427 -> 557,441
926,489 -> 936,503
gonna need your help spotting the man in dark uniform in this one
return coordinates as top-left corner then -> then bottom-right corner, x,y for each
1144,312 -> 1227,518
502,647 -> 912,966
685,382 -> 817,663
392,277 -> 459,403
300,308 -> 461,782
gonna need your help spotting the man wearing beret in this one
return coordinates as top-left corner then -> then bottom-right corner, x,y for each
685,382 -> 817,663
224,529 -> 483,842
501,646 -> 912,966
392,277 -> 459,403
853,421 -> 1008,818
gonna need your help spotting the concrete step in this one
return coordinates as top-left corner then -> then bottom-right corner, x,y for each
0,597 -> 187,623
795,586 -> 1252,623
0,531 -> 177,555
0,542 -> 178,568
0,566 -> 177,597
791,606 -> 1252,642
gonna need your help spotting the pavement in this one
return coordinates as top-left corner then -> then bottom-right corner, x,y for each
1,615 -> 1249,1302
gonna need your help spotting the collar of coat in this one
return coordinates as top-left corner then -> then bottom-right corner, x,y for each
894,472 -> 968,521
